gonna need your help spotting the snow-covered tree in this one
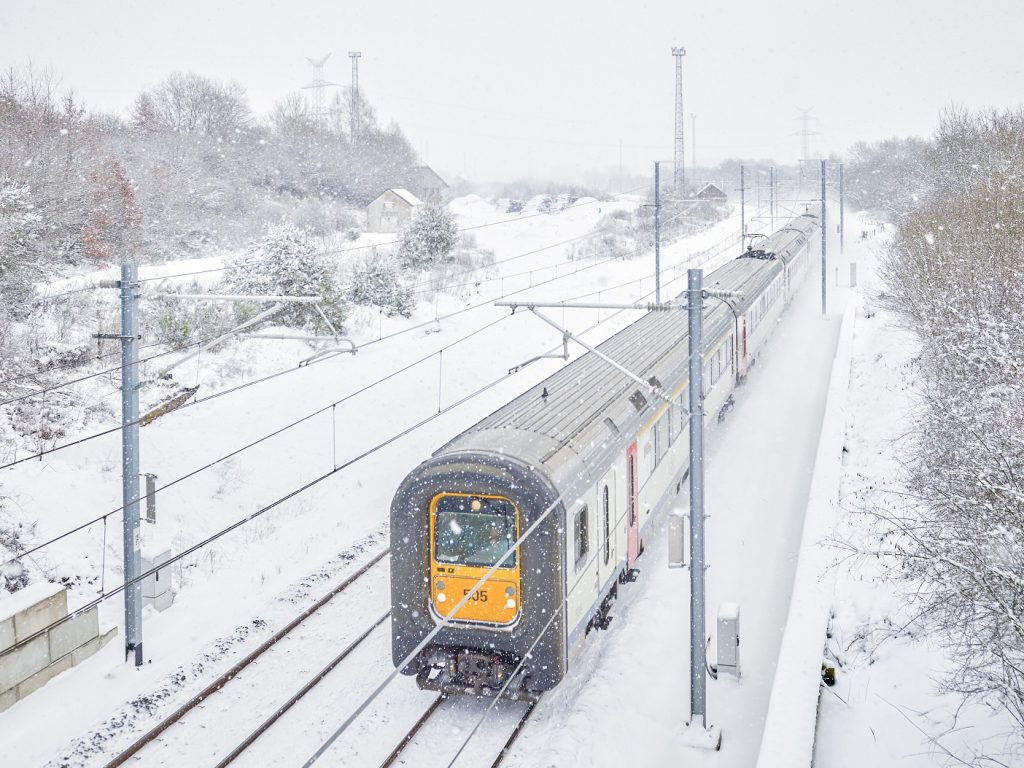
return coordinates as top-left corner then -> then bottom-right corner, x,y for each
223,223 -> 347,332
0,178 -> 41,274
858,106 -> 1024,748
395,204 -> 458,270
348,251 -> 415,317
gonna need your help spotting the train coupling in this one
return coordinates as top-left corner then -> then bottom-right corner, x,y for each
416,647 -> 538,702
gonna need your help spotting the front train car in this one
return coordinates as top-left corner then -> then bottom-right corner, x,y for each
389,430 -> 574,700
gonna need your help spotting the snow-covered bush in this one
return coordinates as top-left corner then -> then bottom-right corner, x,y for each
0,178 -> 42,311
0,496 -> 34,593
348,252 -> 415,317
142,293 -> 236,348
414,233 -> 495,300
395,204 -> 458,270
223,224 -> 348,332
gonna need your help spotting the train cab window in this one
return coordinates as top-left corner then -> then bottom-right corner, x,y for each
602,485 -> 610,565
574,505 -> 589,570
433,494 -> 517,569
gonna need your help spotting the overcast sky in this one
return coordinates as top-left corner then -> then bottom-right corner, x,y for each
2,1 -> 1022,185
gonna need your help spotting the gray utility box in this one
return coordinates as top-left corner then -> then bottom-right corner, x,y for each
717,602 -> 740,677
142,549 -> 173,612
667,508 -> 687,568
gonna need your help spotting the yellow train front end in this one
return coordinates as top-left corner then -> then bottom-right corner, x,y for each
428,493 -> 521,626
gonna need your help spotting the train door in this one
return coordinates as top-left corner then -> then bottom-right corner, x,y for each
626,441 -> 639,569
738,316 -> 748,377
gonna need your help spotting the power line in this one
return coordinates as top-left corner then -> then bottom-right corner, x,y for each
0,333 -> 223,408
0,211 -> 725,473
0,249 -> 704,665
0,301 -> 624,661
5,248 -> 700,572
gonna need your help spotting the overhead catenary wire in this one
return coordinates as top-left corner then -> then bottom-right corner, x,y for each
0,256 -> 694,663
2,210 -> 745,473
0,236 -> 647,471
5,187 -> 656,408
1,312 -> 511,565
2,256 -> 683,565
14,184 -> 649,382
0,335 -> 221,409
0,315 -> 598,663
2,212 -> 740,581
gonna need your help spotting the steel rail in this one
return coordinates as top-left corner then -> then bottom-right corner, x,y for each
102,548 -> 390,768
489,698 -> 541,768
377,695 -> 448,768
215,611 -> 391,767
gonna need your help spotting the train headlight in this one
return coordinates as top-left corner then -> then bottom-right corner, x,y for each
436,581 -> 445,591
506,599 -> 516,609
505,586 -> 515,596
437,593 -> 447,603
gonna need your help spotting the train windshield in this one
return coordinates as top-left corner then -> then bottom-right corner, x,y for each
433,495 -> 517,569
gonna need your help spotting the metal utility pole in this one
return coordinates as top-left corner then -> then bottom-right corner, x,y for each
119,264 -> 143,666
820,159 -> 827,316
690,113 -> 697,172
672,47 -> 687,195
740,165 -> 746,245
654,161 -> 662,303
348,51 -> 361,143
839,162 -> 845,253
687,268 -> 708,730
769,166 -> 776,230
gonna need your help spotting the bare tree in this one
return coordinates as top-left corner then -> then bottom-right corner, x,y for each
853,107 -> 1024,757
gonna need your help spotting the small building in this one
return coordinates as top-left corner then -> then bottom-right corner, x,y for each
367,188 -> 422,233
695,183 -> 728,202
406,166 -> 448,204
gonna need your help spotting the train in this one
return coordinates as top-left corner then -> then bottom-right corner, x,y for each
389,214 -> 820,701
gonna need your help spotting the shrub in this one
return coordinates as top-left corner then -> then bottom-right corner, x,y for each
348,252 -> 415,317
141,293 -> 236,348
396,204 -> 458,270
223,224 -> 348,332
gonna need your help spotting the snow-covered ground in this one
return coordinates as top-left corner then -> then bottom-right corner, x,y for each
5,197 -> 1004,767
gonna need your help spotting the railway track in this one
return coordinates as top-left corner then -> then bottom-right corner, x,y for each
103,548 -> 391,768
378,695 -> 540,768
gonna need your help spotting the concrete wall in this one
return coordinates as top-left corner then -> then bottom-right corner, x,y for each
0,582 -> 116,712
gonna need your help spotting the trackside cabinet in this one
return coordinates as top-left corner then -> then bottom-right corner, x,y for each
717,602 -> 740,677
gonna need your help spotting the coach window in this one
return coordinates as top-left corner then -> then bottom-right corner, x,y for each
668,401 -> 679,444
679,388 -> 688,434
574,505 -> 589,570
602,486 -> 610,565
655,414 -> 669,464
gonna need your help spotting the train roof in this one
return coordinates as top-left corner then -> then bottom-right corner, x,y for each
435,215 -> 819,482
